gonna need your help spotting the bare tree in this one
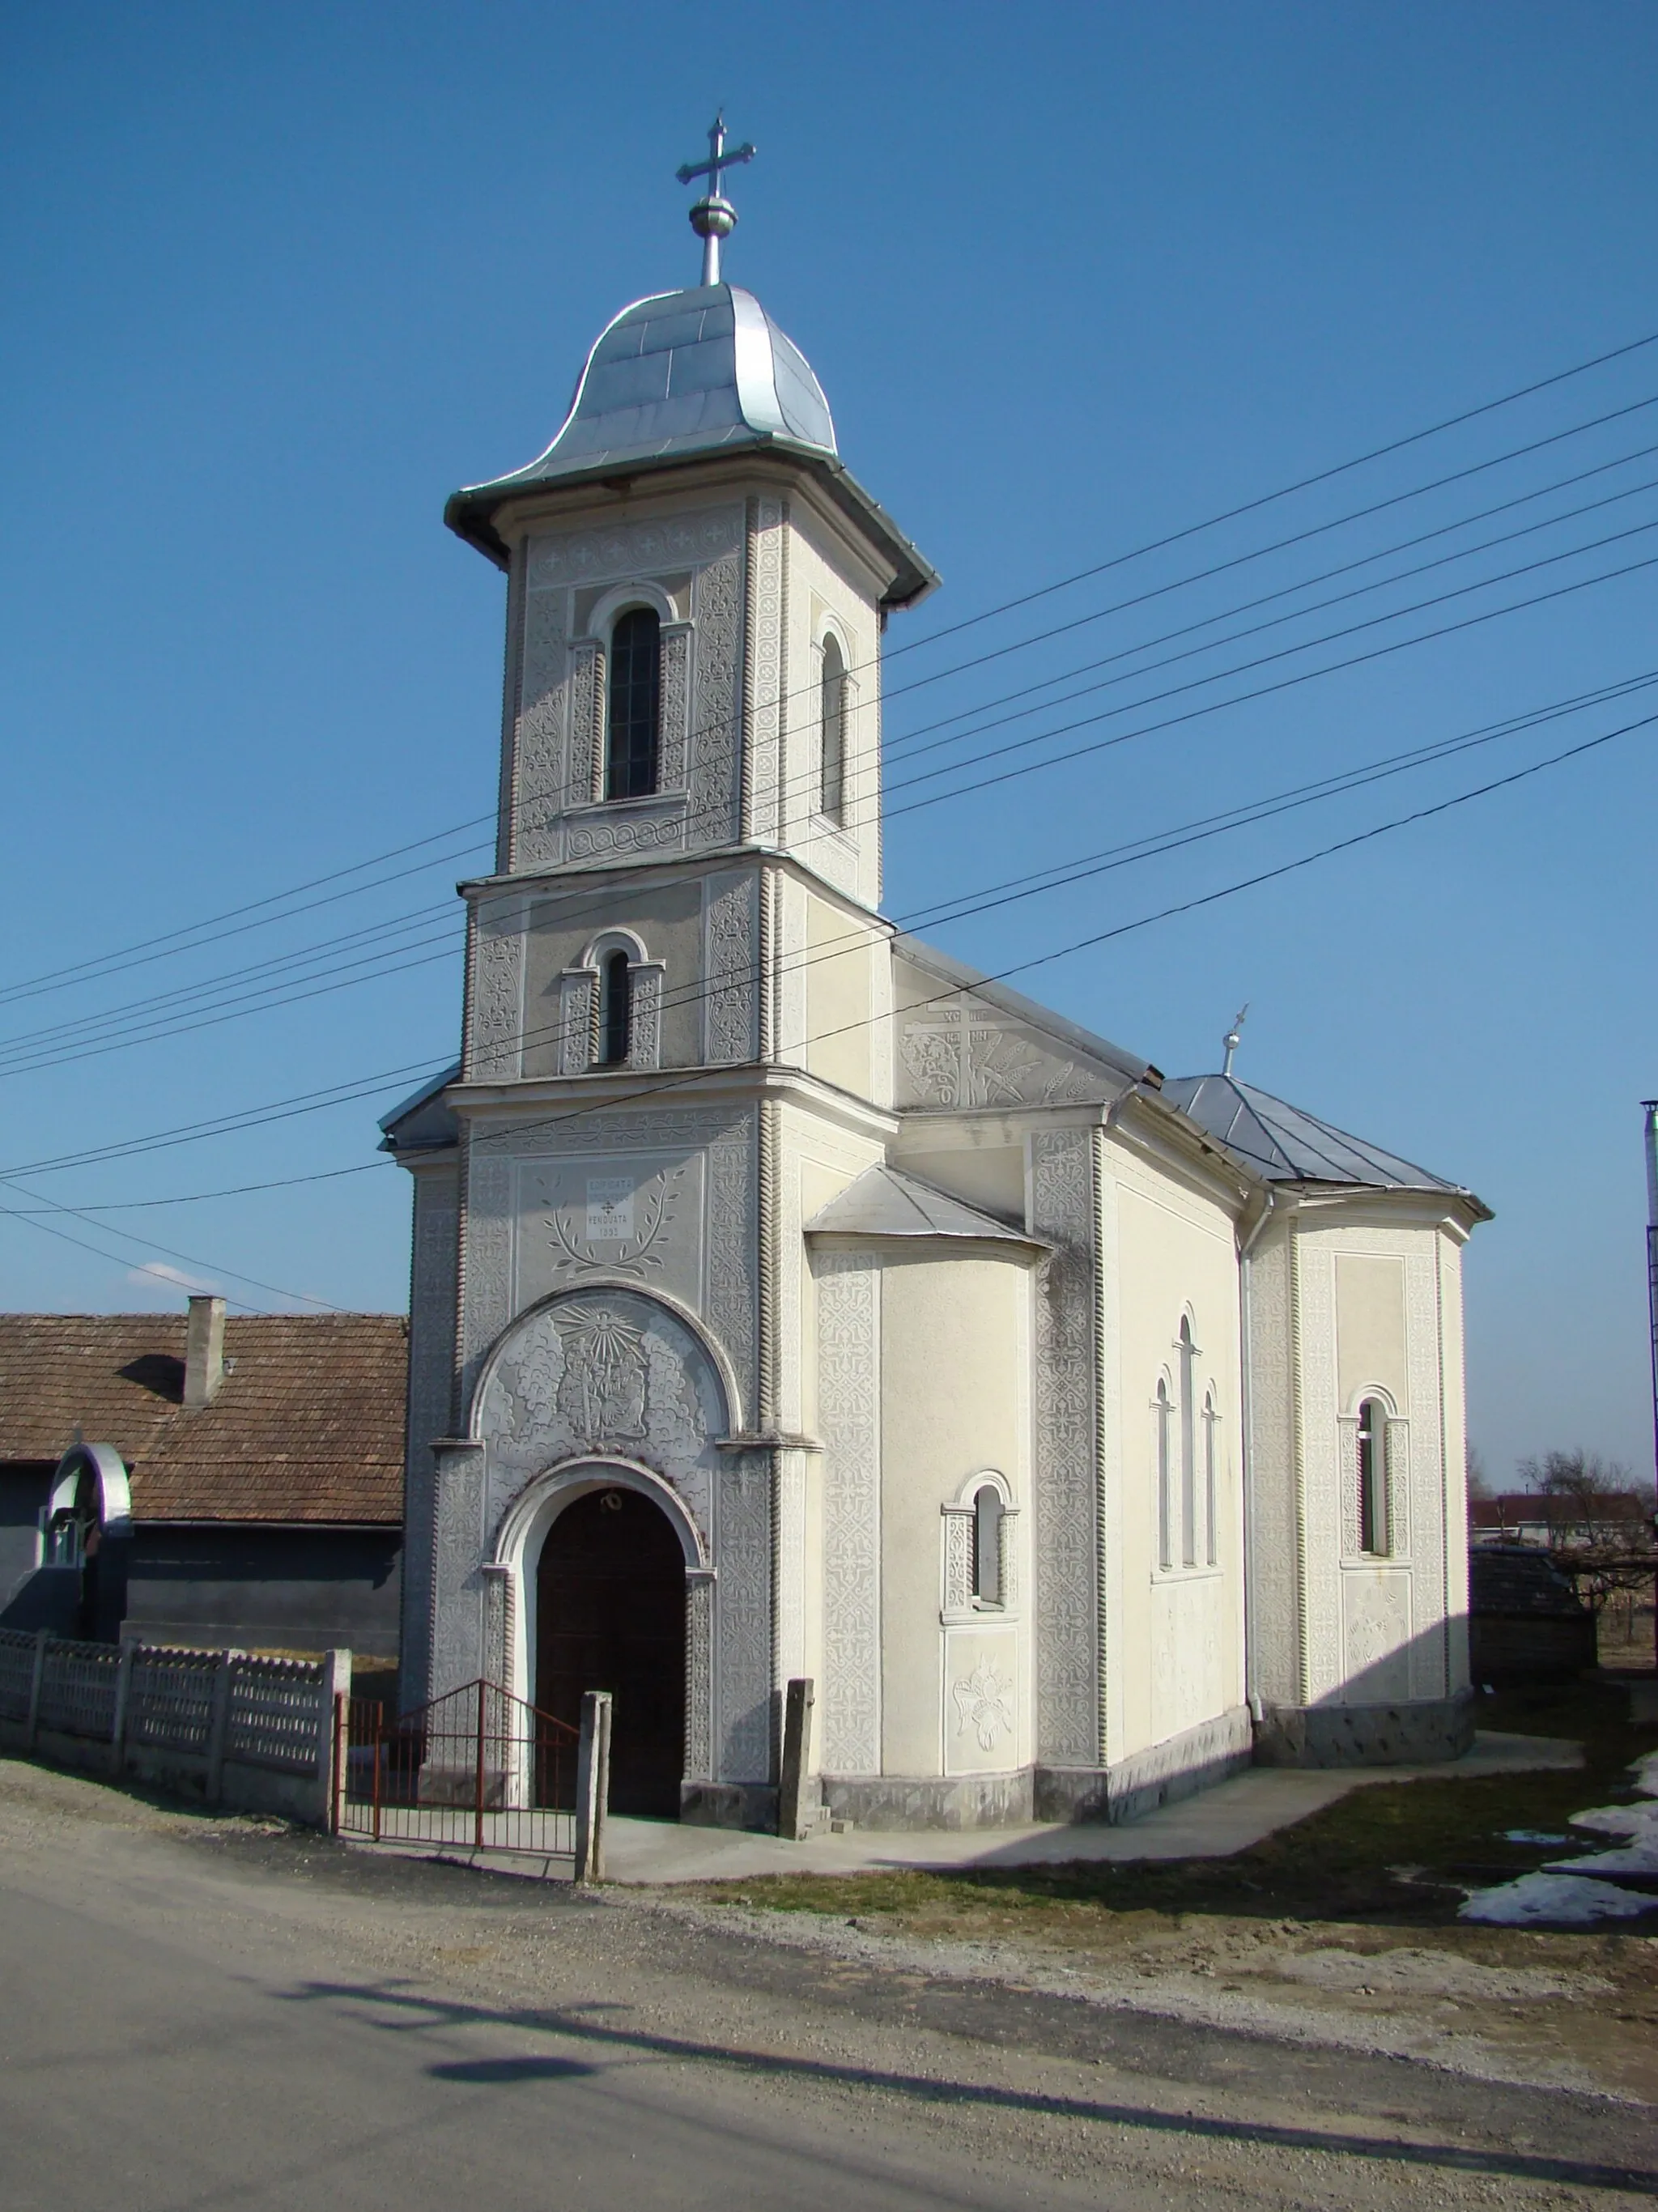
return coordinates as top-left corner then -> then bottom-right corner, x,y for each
1465,1444 -> 1492,1501
1516,1448 -> 1658,1619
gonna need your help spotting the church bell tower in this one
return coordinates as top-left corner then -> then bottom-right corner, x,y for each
389,125 -> 936,1821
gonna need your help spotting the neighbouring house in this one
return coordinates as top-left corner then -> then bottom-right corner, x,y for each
1469,1492 -> 1657,1548
0,1297 -> 405,1657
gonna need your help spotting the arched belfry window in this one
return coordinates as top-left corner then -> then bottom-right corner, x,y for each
1358,1397 -> 1390,1556
606,606 -> 661,801
819,632 -> 847,823
598,948 -> 631,1067
971,1482 -> 1004,1606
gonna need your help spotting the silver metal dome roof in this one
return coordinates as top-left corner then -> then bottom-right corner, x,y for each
461,283 -> 833,489
445,283 -> 937,609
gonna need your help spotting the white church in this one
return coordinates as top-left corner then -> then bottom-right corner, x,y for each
384,130 -> 1489,1829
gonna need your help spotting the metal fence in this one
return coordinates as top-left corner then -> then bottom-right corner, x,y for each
0,1625 -> 343,1823
338,1678 -> 582,1860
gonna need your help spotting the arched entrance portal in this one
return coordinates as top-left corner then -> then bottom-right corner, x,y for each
536,1486 -> 686,1818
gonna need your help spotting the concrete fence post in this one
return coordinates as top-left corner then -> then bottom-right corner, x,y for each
205,1651 -> 236,1805
574,1689 -> 612,1884
320,1649 -> 351,1834
25,1629 -> 49,1752
777,1676 -> 816,1840
109,1641 -> 137,1776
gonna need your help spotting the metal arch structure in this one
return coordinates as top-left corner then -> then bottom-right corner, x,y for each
48,1441 -> 133,1543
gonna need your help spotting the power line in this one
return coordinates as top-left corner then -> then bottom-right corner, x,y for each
11,338 -> 1656,1010
13,445 -> 1645,1075
12,462 -> 1656,1083
5,517 -> 1653,1089
0,1176 -> 348,1313
0,815 -> 495,1009
883,538 -> 1658,818
880,436 -> 1658,766
7,665 -> 1651,1186
0,1161 -> 395,1214
881,327 -> 1658,669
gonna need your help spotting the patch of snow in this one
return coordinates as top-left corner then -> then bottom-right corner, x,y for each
1502,1829 -> 1568,1845
1569,1804 -> 1656,1838
1630,1750 -> 1658,1798
1546,1835 -> 1658,1877
1459,1871 -> 1657,1925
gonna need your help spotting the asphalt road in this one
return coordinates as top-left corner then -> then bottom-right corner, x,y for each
2,1758 -> 1655,2210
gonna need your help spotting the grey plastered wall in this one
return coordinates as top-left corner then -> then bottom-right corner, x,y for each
1243,1219 -> 1301,1710
402,1160 -> 459,1710
521,874 -> 706,1076
123,1527 -> 401,1657
0,1465 -> 53,1628
1027,1125 -> 1103,1768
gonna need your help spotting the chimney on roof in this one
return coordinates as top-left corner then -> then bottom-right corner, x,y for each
184,1295 -> 226,1410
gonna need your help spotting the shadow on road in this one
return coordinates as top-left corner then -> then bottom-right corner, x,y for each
279,1976 -> 1658,2197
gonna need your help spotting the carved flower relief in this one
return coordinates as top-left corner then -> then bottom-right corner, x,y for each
951,1657 -> 1015,1753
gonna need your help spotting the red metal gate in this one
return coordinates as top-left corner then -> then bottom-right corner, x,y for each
336,1678 -> 580,1859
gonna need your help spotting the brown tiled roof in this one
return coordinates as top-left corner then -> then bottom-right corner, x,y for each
0,1313 -> 406,1524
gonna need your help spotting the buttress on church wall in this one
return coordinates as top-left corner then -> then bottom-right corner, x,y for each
810,1235 -> 1035,1785
1099,1135 -> 1247,1768
1244,1206 -> 1471,1719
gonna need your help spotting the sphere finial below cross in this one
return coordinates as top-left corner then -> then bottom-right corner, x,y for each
675,113 -> 757,287
1222,1005 -> 1249,1078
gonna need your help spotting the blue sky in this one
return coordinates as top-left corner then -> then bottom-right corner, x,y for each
1,2 -> 1655,1483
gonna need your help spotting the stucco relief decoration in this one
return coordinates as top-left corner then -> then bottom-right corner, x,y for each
528,508 -> 741,589
816,1253 -> 881,1776
951,1657 -> 1014,1754
691,551 -> 743,843
567,642 -> 602,811
568,810 -> 686,864
898,998 -> 1053,1111
513,594 -> 567,870
705,876 -> 755,1063
469,905 -> 524,1082
1345,1576 -> 1412,1704
658,625 -> 692,790
543,1164 -> 686,1279
747,500 -> 785,844
1030,1128 -> 1100,1767
475,1287 -> 722,1551
552,1305 -> 648,1439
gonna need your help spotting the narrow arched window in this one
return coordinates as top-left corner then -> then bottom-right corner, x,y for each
971,1484 -> 1003,1606
819,633 -> 846,823
1178,1317 -> 1197,1568
1202,1389 -> 1219,1567
1155,1378 -> 1174,1572
599,948 -> 631,1067
606,606 -> 661,801
1358,1398 -> 1389,1555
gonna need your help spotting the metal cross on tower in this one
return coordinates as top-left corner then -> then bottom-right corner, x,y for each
676,113 -> 756,287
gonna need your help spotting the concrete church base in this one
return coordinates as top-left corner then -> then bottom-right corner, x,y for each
1252,1692 -> 1477,1767
679,1780 -> 780,1831
1035,1706 -> 1256,1827
818,1770 -> 1035,1831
